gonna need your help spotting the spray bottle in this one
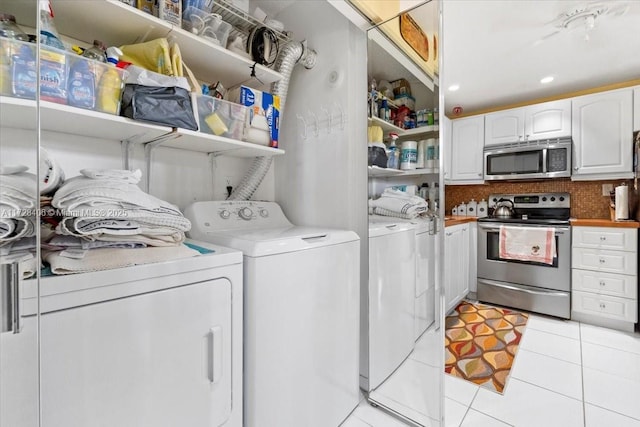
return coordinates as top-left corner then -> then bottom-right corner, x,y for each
387,132 -> 399,169
97,46 -> 124,114
38,0 -> 65,50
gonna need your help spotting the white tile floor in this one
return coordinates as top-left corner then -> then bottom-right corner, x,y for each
342,314 -> 640,427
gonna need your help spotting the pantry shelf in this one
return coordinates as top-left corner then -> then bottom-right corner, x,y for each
42,0 -> 283,88
368,166 -> 437,177
368,117 -> 439,138
0,97 -> 285,158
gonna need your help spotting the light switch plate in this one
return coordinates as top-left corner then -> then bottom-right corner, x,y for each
602,183 -> 614,196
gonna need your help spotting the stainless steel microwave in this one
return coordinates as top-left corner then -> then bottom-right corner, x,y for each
483,138 -> 572,181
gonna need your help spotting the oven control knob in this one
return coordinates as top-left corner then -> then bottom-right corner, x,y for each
559,196 -> 565,202
550,197 -> 556,202
238,207 -> 253,220
542,197 -> 547,202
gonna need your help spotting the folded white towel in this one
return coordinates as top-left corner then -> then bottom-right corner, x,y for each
43,244 -> 200,275
47,235 -> 147,250
0,172 -> 38,216
80,168 -> 142,184
499,226 -> 556,265
0,217 -> 37,245
369,207 -> 420,220
368,190 -> 428,219
40,149 -> 65,195
52,176 -> 181,215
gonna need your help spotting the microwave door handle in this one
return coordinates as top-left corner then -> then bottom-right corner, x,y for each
542,148 -> 548,173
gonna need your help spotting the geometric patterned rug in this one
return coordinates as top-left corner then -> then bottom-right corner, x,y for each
444,300 -> 529,394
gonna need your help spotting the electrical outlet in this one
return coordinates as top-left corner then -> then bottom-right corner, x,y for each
602,183 -> 614,196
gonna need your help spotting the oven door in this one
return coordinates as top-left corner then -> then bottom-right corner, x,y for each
477,223 -> 571,292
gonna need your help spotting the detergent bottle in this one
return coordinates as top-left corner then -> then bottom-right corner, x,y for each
97,46 -> 124,115
67,58 -> 95,109
38,0 -> 65,50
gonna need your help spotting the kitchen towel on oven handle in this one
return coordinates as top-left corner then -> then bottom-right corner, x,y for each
499,226 -> 556,265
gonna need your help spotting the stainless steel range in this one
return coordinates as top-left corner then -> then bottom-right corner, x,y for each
477,193 -> 571,319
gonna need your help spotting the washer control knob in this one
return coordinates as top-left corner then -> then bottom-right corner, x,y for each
219,210 -> 230,219
259,208 -> 269,218
239,207 -> 253,220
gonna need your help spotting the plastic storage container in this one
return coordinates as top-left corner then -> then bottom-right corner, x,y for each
0,38 -> 127,114
182,8 -> 231,48
196,95 -> 249,140
400,140 -> 418,170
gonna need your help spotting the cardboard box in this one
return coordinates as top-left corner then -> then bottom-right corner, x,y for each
158,0 -> 182,26
230,85 -> 280,148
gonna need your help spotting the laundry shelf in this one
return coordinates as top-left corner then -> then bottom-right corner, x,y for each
161,129 -> 285,157
7,0 -> 282,88
0,97 -> 285,158
368,166 -> 437,177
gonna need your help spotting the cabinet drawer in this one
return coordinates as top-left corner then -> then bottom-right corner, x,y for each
572,290 -> 637,322
572,247 -> 637,275
572,226 -> 637,251
572,269 -> 637,299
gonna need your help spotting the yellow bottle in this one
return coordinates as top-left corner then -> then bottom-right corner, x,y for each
97,47 -> 123,115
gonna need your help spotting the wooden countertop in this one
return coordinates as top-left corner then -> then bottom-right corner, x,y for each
570,218 -> 640,228
444,216 -> 478,227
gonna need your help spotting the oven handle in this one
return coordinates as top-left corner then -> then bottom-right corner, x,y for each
478,224 -> 570,233
479,279 -> 570,297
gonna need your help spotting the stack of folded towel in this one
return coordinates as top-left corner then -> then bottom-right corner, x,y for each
43,169 -> 199,274
368,188 -> 429,219
0,167 -> 39,278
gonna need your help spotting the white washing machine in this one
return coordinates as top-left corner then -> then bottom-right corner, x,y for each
4,241 -> 242,427
366,217 -> 416,391
184,201 -> 360,427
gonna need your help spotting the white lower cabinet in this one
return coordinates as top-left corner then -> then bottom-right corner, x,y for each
445,222 -> 471,313
571,226 -> 638,331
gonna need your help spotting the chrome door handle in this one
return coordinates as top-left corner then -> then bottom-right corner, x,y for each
207,326 -> 222,384
1,262 -> 20,334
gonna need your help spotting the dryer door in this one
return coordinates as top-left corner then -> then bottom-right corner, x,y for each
39,278 -> 233,427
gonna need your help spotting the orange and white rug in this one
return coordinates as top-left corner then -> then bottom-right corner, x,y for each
445,300 -> 529,394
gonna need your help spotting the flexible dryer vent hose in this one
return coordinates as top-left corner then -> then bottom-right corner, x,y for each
228,41 -> 317,201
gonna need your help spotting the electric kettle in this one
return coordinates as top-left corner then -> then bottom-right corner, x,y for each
494,199 -> 514,218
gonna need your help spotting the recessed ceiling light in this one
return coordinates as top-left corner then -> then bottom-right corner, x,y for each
540,76 -> 554,84
448,84 -> 460,91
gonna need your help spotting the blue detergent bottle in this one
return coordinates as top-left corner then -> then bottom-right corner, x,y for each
67,58 -> 95,109
11,44 -> 37,99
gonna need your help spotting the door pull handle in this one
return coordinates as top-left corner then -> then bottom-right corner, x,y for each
1,262 -> 20,334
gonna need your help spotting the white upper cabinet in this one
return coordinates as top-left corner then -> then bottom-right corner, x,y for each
633,86 -> 640,131
450,115 -> 484,183
572,89 -> 633,180
484,108 -> 525,146
525,99 -> 572,141
484,99 -> 571,147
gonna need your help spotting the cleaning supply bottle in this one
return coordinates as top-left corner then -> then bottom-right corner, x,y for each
38,0 -> 65,50
67,58 -> 95,109
81,40 -> 107,63
97,46 -> 124,114
11,44 -> 37,99
387,132 -> 399,169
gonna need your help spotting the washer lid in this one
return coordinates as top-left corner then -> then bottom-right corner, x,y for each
197,226 -> 360,257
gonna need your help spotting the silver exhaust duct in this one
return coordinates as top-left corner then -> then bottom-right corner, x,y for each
228,40 -> 317,201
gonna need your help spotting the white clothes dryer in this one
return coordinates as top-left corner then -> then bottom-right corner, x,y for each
366,217 -> 416,391
6,241 -> 242,427
185,201 -> 360,427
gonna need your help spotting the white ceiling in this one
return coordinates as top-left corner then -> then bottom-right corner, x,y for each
442,0 -> 640,116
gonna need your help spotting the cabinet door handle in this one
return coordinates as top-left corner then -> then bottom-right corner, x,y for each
207,326 -> 223,384
599,258 -> 606,264
600,236 -> 607,241
1,262 -> 20,334
599,280 -> 606,286
599,303 -> 606,309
